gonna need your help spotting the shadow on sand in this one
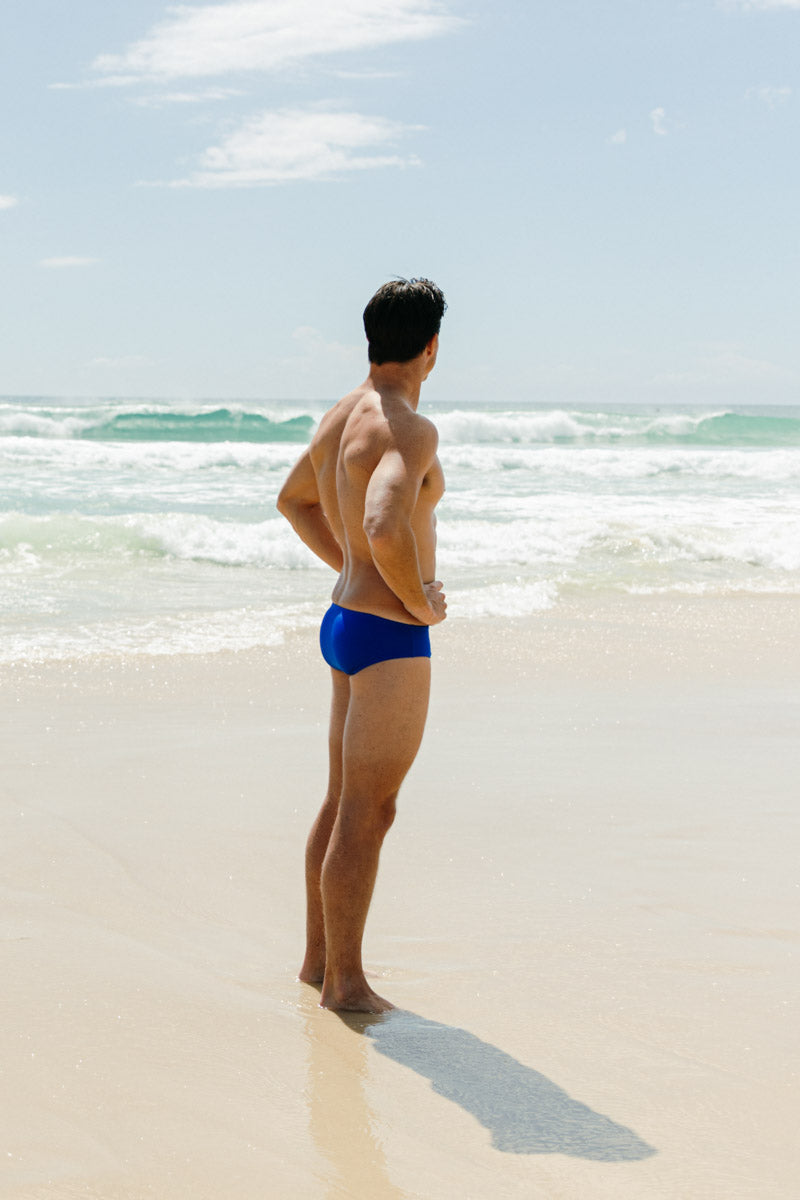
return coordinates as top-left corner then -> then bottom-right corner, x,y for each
339,1009 -> 656,1161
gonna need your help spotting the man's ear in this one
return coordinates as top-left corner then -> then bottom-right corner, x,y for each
422,334 -> 439,380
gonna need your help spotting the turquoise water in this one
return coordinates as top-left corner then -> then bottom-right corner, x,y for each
2,396 -> 799,661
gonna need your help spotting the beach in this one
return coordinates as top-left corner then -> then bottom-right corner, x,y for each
6,0 -> 800,1189
3,594 -> 798,1199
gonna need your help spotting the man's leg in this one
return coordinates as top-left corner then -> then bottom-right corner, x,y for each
299,668 -> 351,984
319,656 -> 431,1013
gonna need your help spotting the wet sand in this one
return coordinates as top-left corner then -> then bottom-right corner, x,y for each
2,595 -> 798,1199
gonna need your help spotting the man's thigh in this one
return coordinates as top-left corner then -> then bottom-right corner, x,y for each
327,668 -> 351,797
343,657 -> 431,798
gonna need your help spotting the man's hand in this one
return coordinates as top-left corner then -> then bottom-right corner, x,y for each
422,580 -> 447,625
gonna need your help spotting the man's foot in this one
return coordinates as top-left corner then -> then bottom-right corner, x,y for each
319,975 -> 394,1013
298,956 -> 326,985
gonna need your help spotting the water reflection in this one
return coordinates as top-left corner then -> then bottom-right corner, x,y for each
303,994 -> 407,1199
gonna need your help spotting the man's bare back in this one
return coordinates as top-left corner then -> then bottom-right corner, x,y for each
309,382 -> 445,624
277,278 -> 447,1012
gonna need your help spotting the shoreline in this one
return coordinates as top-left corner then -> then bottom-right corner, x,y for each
4,588 -> 800,677
2,593 -> 798,1198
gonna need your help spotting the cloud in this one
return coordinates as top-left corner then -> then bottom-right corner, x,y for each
39,257 -> 100,268
650,106 -> 668,136
608,128 -> 627,145
154,106 -> 423,187
132,87 -> 244,107
330,69 -> 403,81
746,84 -> 792,107
652,344 -> 796,387
721,0 -> 800,9
290,325 -> 362,362
54,3 -> 461,188
276,325 -> 363,381
51,77 -> 244,106
49,77 -> 142,91
87,0 -> 462,84
0,194 -> 19,210
88,355 -> 152,368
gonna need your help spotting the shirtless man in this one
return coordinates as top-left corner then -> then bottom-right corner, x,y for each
277,278 -> 447,1013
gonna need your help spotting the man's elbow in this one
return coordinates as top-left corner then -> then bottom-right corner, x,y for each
276,486 -> 297,522
278,489 -> 321,527
363,513 -> 403,549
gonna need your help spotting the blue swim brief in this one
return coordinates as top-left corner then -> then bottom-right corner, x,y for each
319,603 -> 431,676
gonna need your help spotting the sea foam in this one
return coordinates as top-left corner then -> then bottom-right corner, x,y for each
3,397 -> 799,660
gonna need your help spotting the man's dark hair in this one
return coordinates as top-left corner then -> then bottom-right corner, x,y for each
363,278 -> 447,365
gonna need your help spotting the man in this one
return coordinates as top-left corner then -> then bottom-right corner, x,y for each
277,278 -> 447,1013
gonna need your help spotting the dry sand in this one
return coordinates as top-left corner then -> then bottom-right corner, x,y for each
1,595 -> 798,1199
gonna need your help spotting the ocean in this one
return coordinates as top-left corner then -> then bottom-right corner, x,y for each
2,396 -> 799,663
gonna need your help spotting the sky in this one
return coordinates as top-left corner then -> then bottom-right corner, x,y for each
1,0 -> 798,406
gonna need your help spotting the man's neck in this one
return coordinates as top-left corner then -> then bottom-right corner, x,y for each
367,362 -> 425,411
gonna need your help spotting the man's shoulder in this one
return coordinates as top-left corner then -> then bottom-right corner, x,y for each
392,407 -> 438,455
362,410 -> 437,479
327,388 -> 366,424
312,390 -> 365,446
327,386 -> 437,460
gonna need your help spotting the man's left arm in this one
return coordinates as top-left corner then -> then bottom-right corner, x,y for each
277,451 -> 343,572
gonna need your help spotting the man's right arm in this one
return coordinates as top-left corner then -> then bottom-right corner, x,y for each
362,427 -> 446,626
276,450 -> 344,573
